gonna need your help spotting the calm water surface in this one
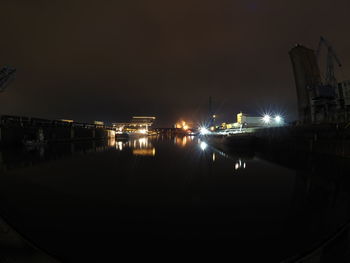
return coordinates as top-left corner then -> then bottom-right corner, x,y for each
0,135 -> 349,262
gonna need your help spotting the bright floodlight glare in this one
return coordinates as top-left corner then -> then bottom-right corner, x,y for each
200,141 -> 207,150
262,114 -> 271,124
275,115 -> 282,123
199,127 -> 210,135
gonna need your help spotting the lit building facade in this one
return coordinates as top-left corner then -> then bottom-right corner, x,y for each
237,112 -> 262,127
113,116 -> 156,133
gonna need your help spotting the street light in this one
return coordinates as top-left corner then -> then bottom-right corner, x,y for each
274,115 -> 282,124
262,114 -> 271,124
199,126 -> 210,135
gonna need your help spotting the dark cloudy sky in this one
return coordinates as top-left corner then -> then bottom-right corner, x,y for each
0,0 -> 349,126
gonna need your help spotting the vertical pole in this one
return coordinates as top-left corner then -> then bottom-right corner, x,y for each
209,96 -> 214,127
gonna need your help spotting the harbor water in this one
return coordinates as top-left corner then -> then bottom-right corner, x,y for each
0,135 -> 349,262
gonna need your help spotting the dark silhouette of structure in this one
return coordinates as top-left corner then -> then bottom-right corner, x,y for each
0,67 -> 16,92
289,37 -> 348,124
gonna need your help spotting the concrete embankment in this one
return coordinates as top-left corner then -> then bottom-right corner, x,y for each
205,124 -> 350,158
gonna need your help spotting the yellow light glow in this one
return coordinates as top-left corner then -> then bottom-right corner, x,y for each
94,121 -> 104,125
176,120 -> 192,130
60,119 -> 74,123
182,136 -> 187,146
138,137 -> 147,148
132,148 -> 156,156
108,136 -> 115,147
116,141 -> 123,150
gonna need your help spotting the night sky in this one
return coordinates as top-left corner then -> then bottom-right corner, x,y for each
0,0 -> 349,127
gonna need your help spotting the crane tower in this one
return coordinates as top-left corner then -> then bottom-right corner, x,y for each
289,37 -> 345,123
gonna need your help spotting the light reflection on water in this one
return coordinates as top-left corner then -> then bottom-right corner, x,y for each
199,141 -> 208,150
234,158 -> 247,171
195,136 -> 249,170
140,135 -> 248,171
116,136 -> 156,156
114,135 -> 249,173
0,135 -> 250,175
173,135 -> 195,147
0,135 -> 350,262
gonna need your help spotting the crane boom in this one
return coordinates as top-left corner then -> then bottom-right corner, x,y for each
316,36 -> 342,88
316,36 -> 342,66
0,67 -> 16,92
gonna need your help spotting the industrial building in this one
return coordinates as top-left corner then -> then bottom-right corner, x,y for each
217,112 -> 284,132
236,112 -> 262,127
338,80 -> 350,109
113,116 -> 156,133
218,113 -> 264,130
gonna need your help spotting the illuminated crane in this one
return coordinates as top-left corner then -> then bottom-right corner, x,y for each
0,66 -> 16,92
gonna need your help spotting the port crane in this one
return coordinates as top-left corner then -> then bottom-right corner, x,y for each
0,66 -> 16,92
316,36 -> 342,89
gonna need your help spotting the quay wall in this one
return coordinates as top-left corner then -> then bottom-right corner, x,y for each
206,124 -> 350,158
254,125 -> 350,157
0,115 -> 115,147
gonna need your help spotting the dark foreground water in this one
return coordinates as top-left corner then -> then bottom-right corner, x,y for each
0,135 -> 350,262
